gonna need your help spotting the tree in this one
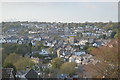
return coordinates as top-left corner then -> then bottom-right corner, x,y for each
29,42 -> 32,53
110,31 -> 116,38
3,62 -> 17,74
15,44 -> 31,56
60,62 -> 77,75
87,47 -> 96,52
14,57 -> 35,71
4,53 -> 20,65
3,53 -> 35,71
2,43 -> 17,55
32,52 -> 40,57
48,48 -> 54,54
2,43 -> 31,56
51,57 -> 64,69
48,54 -> 56,59
114,32 -> 118,38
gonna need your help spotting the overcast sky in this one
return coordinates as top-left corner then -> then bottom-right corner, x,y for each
1,1 -> 118,22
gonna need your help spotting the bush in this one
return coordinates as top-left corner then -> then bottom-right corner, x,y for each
51,57 -> 64,69
60,62 -> 77,75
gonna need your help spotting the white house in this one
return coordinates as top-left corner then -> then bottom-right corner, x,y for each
74,51 -> 86,56
75,57 -> 82,64
47,63 -> 52,68
0,38 -> 6,43
34,37 -> 41,41
43,41 -> 54,47
39,49 -> 49,55
75,59 -> 81,64
6,38 -> 18,43
79,40 -> 88,45
69,56 -> 75,62
92,43 -> 98,47
92,41 -> 105,47
69,56 -> 82,64
31,40 -> 36,46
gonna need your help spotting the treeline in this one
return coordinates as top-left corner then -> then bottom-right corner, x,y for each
3,53 -> 35,73
2,41 -> 48,62
2,43 -> 31,60
2,21 -> 118,31
2,41 -> 55,72
2,43 -> 34,72
43,57 -> 77,77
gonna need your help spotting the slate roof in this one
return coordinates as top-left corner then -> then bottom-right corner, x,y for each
2,68 -> 15,80
25,69 -> 39,79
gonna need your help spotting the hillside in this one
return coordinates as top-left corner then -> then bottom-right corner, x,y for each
83,38 -> 119,78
